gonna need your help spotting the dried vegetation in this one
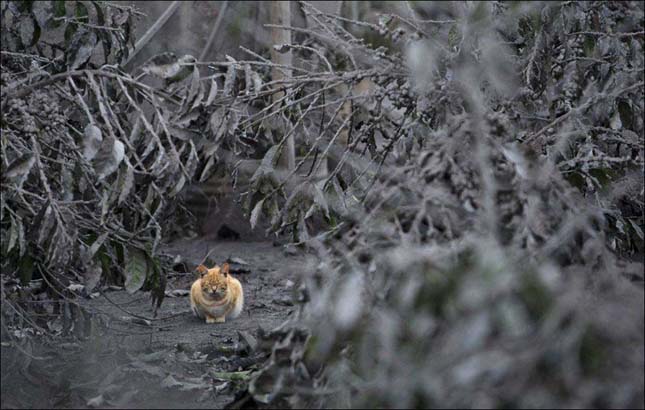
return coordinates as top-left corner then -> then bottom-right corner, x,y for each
1,1 -> 643,408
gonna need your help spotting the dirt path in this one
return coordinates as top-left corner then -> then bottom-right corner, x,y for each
1,238 -> 312,409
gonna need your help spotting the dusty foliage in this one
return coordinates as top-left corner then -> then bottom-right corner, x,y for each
228,1 -> 645,408
1,0 -> 226,335
1,0 -> 644,408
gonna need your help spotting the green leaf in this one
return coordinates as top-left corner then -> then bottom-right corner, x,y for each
617,100 -> 633,128
19,255 -> 35,285
75,1 -> 88,23
148,257 -> 166,317
64,22 -> 77,45
583,35 -> 595,57
124,247 -> 149,294
52,0 -> 66,25
588,168 -> 614,188
448,24 -> 462,49
16,1 -> 34,13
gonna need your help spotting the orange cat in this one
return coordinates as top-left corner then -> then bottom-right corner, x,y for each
190,263 -> 244,323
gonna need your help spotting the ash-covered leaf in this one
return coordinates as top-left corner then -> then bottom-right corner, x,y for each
67,29 -> 97,70
31,1 -> 52,28
251,145 -> 280,181
93,137 -> 125,180
86,394 -> 104,408
333,272 -> 364,330
86,232 -> 109,263
209,107 -> 227,141
205,77 -> 219,106
6,215 -> 18,253
117,163 -> 135,205
5,153 -> 35,182
83,259 -> 102,292
223,55 -> 237,96
187,66 -> 204,109
19,17 -> 40,48
311,182 -> 330,218
36,204 -> 55,247
143,53 -> 196,82
199,155 -> 217,182
82,124 -> 103,161
142,52 -> 179,77
169,174 -> 186,198
250,198 -> 265,230
297,212 -> 310,243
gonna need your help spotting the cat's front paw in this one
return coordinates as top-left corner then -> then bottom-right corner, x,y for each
205,316 -> 216,324
215,316 -> 225,323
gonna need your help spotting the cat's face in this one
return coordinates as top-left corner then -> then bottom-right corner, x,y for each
198,263 -> 229,300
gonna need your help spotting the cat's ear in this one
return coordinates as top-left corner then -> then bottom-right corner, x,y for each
222,263 -> 230,276
196,265 -> 208,277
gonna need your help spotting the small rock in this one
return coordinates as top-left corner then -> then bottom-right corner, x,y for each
283,244 -> 298,256
285,279 -> 295,289
59,342 -> 80,350
272,296 -> 294,306
214,382 -> 229,394
161,374 -> 182,389
121,316 -> 152,326
67,283 -> 85,292
227,257 -> 250,266
165,289 -> 190,297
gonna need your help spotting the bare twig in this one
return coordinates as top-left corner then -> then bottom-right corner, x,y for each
523,81 -> 645,145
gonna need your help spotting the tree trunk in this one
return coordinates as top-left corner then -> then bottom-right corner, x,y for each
270,1 -> 295,171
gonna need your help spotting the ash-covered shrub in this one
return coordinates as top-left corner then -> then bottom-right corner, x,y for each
0,1 -> 246,331
232,1 -> 644,408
